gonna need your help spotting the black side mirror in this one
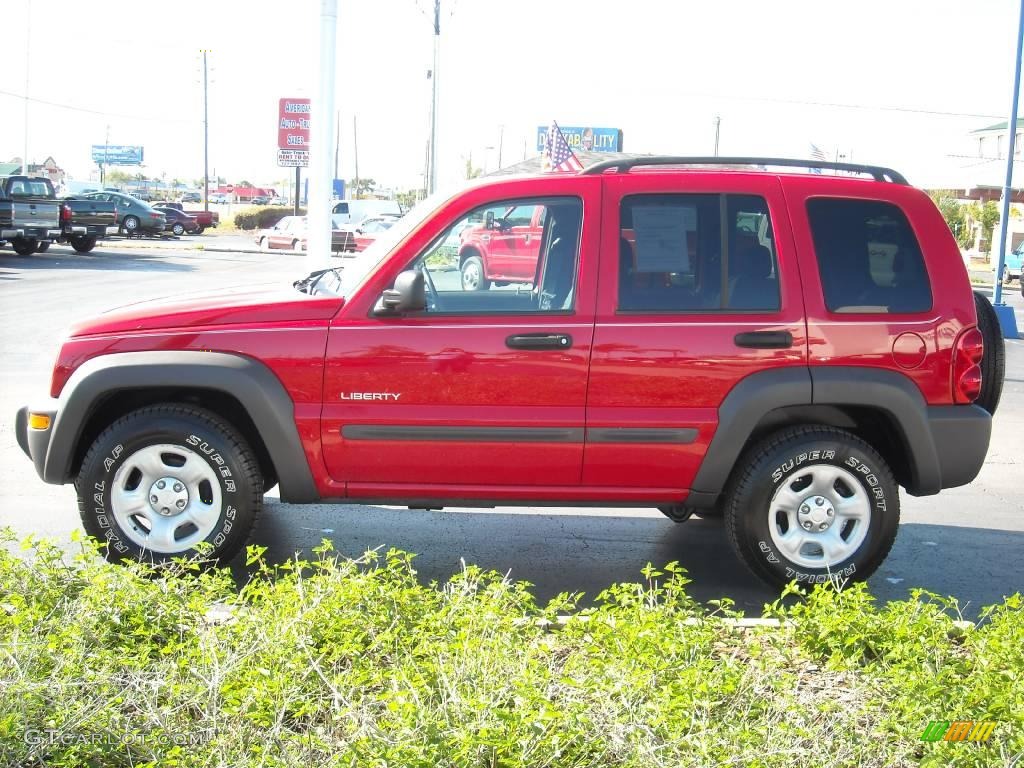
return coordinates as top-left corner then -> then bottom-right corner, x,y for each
484,210 -> 495,230
375,269 -> 426,315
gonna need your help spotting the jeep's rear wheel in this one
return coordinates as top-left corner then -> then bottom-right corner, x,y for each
973,290 -> 1005,416
76,404 -> 262,564
724,426 -> 899,588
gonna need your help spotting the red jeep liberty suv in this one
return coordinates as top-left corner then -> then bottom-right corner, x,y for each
16,157 -> 1004,587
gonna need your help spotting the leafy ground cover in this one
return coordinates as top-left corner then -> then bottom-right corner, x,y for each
0,529 -> 1020,768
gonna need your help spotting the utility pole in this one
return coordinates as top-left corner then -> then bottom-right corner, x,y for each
22,0 -> 31,176
306,0 -> 338,272
991,0 -> 1023,340
100,124 -> 110,187
201,49 -> 210,212
713,115 -> 720,157
353,115 -> 359,201
428,0 -> 440,194
334,109 -> 340,183
497,124 -> 504,170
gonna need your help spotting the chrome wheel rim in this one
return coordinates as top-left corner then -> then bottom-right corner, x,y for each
462,261 -> 480,290
767,464 -> 870,569
109,443 -> 222,553
124,217 -> 137,231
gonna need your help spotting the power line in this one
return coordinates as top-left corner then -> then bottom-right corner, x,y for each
0,88 -> 197,123
718,92 -> 1003,120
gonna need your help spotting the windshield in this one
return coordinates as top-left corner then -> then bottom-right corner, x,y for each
321,189 -> 457,297
7,179 -> 52,197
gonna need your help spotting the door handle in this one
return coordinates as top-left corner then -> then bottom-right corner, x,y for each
734,330 -> 794,349
506,333 -> 573,350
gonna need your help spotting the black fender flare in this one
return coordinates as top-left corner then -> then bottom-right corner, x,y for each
688,365 -> 988,506
688,367 -> 811,507
45,351 -> 318,502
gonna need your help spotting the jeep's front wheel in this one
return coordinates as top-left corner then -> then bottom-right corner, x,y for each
76,404 -> 262,564
724,427 -> 899,588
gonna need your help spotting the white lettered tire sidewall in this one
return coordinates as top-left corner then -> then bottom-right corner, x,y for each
76,405 -> 261,564
726,428 -> 900,588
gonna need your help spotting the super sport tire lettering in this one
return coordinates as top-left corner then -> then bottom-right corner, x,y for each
75,404 -> 263,565
723,426 -> 900,589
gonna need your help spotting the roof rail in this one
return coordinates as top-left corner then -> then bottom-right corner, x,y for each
579,156 -> 908,185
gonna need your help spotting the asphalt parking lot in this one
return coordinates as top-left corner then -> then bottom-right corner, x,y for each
2,238 -> 1023,616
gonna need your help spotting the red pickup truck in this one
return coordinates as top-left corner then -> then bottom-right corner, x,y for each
158,202 -> 219,233
15,157 -> 1003,587
184,208 -> 219,234
457,204 -> 546,290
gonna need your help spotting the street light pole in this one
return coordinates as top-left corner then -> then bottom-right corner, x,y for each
23,0 -> 31,176
428,0 -> 440,194
201,49 -> 210,213
306,0 -> 338,272
991,0 -> 1023,339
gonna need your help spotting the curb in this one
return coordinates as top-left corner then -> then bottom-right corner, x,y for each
202,601 -> 974,632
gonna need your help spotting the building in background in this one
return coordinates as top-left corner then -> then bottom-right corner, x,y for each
1,156 -> 66,190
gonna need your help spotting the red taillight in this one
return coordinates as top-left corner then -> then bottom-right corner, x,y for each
953,327 -> 984,403
60,204 -> 71,224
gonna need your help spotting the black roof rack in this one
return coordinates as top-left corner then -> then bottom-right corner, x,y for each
579,156 -> 908,185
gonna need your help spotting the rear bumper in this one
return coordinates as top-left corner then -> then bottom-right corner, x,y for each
15,404 -> 57,481
926,404 -> 991,491
2,228 -> 61,240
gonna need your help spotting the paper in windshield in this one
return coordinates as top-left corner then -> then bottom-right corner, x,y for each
632,204 -> 695,273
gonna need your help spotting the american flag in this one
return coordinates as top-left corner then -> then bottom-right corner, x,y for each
542,121 -> 583,173
809,143 -> 827,173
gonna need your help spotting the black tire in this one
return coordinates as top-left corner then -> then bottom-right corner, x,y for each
973,291 -> 1004,416
171,222 -> 185,236
724,426 -> 900,588
460,254 -> 490,291
196,227 -> 206,235
657,505 -> 694,523
34,240 -> 50,253
70,235 -> 98,253
122,215 -> 140,234
12,238 -> 36,256
75,404 -> 263,565
291,239 -> 300,251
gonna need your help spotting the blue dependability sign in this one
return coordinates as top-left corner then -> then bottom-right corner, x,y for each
536,126 -> 622,153
91,145 -> 144,165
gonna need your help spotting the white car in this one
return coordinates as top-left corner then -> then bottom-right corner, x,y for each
331,198 -> 401,227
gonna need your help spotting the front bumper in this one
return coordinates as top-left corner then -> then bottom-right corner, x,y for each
15,405 -> 57,481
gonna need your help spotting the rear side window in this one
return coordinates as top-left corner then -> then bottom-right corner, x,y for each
618,194 -> 780,312
807,198 -> 932,314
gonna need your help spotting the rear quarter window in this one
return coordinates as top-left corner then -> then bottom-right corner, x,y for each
807,198 -> 932,314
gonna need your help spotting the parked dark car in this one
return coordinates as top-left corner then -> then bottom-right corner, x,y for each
78,191 -> 166,235
153,206 -> 199,236
181,192 -> 201,203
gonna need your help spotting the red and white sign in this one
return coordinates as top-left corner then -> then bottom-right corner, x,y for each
278,98 -> 311,150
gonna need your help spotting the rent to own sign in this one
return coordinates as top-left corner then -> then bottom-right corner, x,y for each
278,98 -> 310,167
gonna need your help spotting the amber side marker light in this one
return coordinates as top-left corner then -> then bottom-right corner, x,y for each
28,414 -> 51,430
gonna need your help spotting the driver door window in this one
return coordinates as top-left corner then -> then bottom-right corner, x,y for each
405,197 -> 582,314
